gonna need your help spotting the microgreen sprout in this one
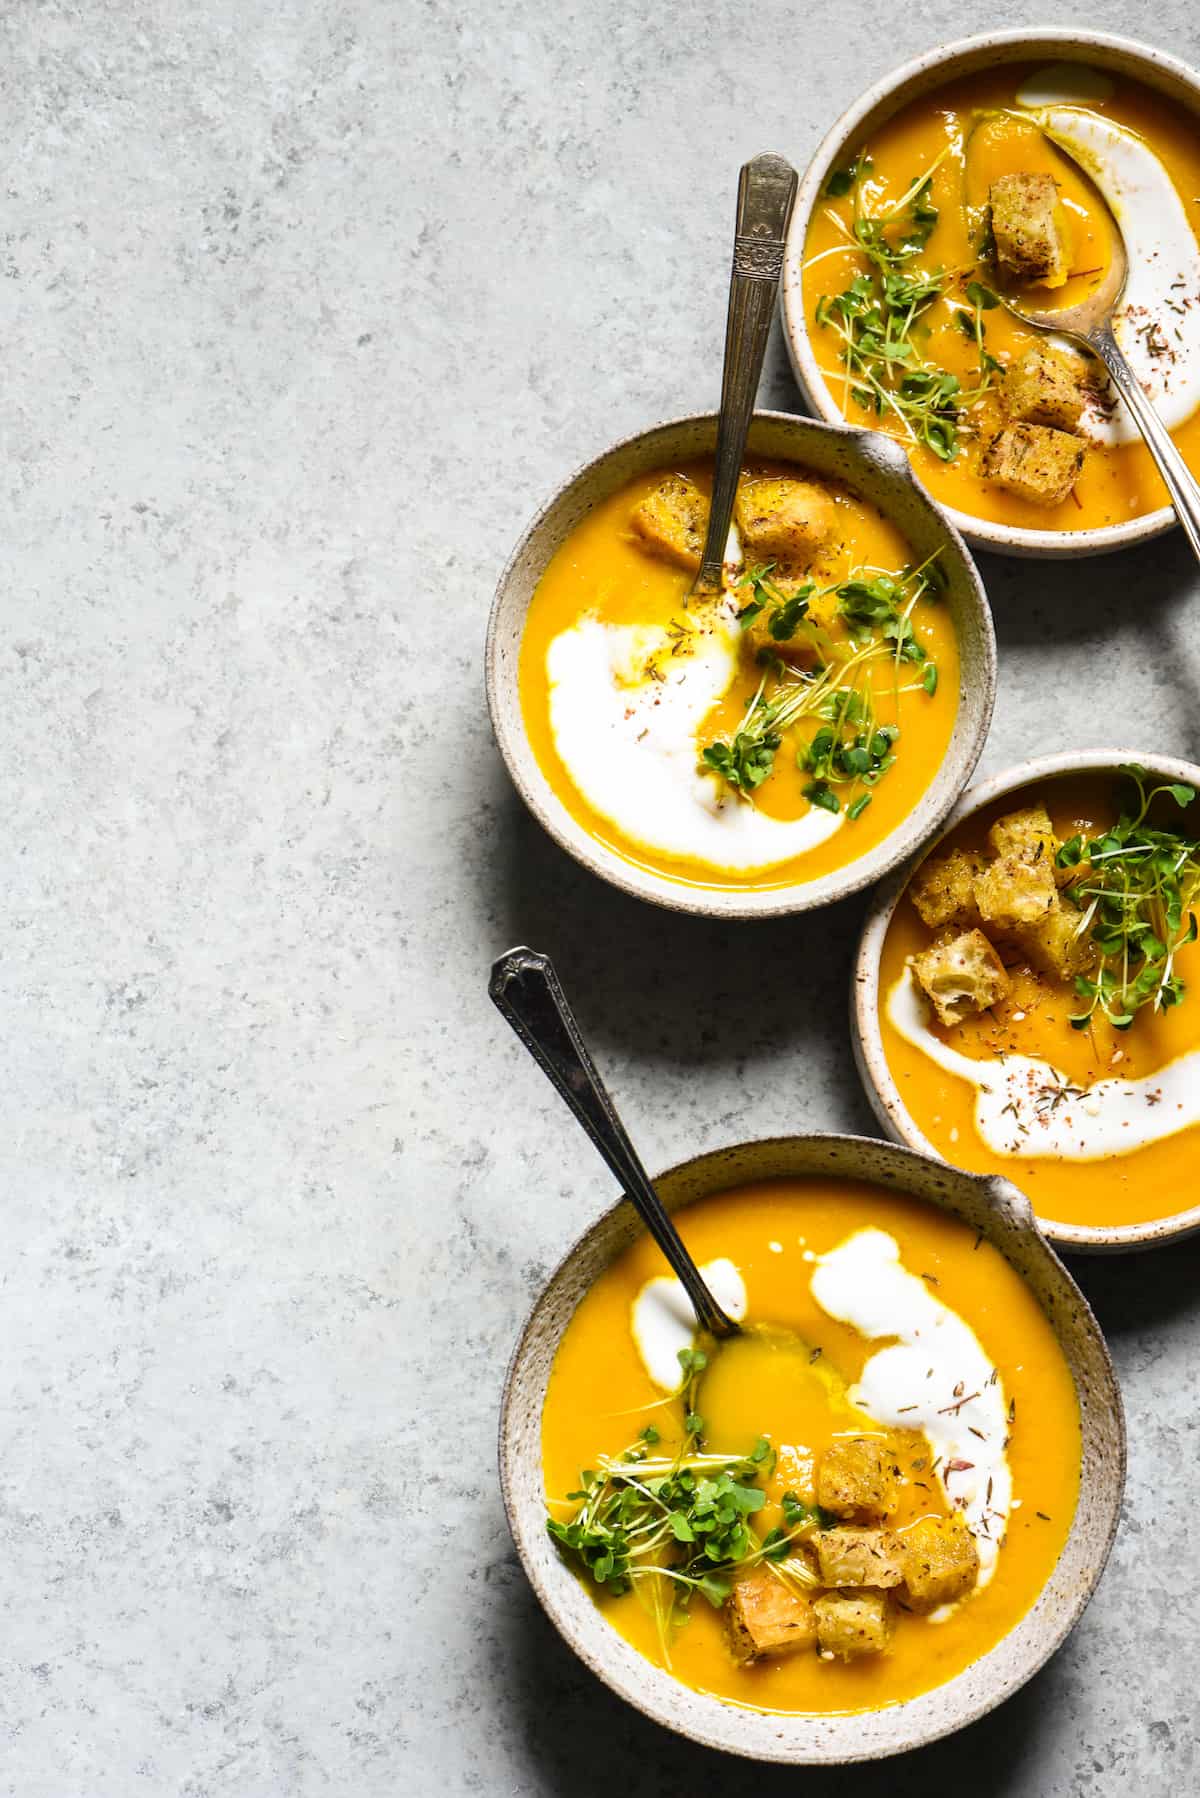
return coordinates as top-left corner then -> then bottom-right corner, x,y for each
701,557 -> 941,816
546,1347 -> 836,1656
1058,764 -> 1200,1030
811,154 -> 1001,460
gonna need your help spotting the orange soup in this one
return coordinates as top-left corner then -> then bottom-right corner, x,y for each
541,1177 -> 1080,1714
519,461 -> 958,892
879,770 -> 1200,1230
801,65 -> 1200,531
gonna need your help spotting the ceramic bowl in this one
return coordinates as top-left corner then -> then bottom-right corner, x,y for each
780,29 -> 1200,559
487,411 -> 994,918
499,1132 -> 1124,1764
853,749 -> 1200,1252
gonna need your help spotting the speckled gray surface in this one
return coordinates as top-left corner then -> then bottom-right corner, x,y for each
5,2 -> 1198,1793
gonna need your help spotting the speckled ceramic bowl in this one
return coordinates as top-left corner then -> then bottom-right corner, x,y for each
487,411 -> 994,917
780,30 -> 1200,559
853,750 -> 1200,1252
499,1133 -> 1124,1764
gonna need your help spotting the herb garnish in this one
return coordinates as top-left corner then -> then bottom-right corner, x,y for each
958,279 -> 1003,385
812,155 -> 1000,460
702,557 -> 941,816
798,715 -> 898,816
700,674 -> 787,795
547,1348 -> 833,1655
826,153 -> 872,198
1057,764 -> 1200,1030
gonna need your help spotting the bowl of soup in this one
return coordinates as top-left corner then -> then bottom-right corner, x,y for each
781,31 -> 1200,556
499,1134 -> 1123,1762
488,412 -> 994,916
855,751 -> 1200,1250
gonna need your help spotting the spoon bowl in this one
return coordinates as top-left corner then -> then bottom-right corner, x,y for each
992,183 -> 1128,336
487,409 -> 995,916
984,123 -> 1200,563
499,1131 -> 1125,1762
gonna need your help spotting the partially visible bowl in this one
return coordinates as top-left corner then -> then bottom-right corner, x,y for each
487,410 -> 995,918
499,1132 -> 1124,1764
780,29 -> 1200,559
853,749 -> 1200,1252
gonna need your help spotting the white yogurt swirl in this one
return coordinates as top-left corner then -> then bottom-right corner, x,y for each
630,1259 -> 748,1389
887,965 -> 1200,1159
1017,102 -> 1200,446
546,606 -> 843,873
812,1227 -> 1010,1590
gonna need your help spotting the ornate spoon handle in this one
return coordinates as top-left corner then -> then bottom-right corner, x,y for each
489,947 -> 740,1338
691,152 -> 799,597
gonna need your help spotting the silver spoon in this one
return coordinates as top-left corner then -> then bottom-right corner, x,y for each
992,147 -> 1200,562
489,946 -> 740,1338
689,152 -> 798,599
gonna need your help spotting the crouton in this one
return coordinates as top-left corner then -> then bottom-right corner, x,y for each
817,1438 -> 899,1521
909,848 -> 985,932
630,475 -> 708,569
987,803 -> 1060,871
990,173 -> 1069,288
727,1567 -> 818,1664
813,1527 -> 903,1589
899,1516 -> 980,1612
1012,898 -> 1095,983
912,928 -> 1010,1028
735,477 -> 837,570
1003,342 -> 1087,432
813,1590 -> 893,1659
974,852 -> 1056,930
982,423 -> 1085,507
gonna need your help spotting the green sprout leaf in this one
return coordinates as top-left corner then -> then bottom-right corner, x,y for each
814,151 -> 1004,457
1063,767 -> 1200,1030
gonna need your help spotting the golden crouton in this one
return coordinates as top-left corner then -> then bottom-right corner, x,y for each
982,423 -> 1085,507
817,1439 -> 899,1521
813,1590 -> 893,1659
990,173 -> 1069,287
975,852 -> 1056,930
912,928 -> 1010,1029
987,803 -> 1059,871
735,477 -> 837,570
1003,343 -> 1087,432
727,1567 -> 818,1664
899,1516 -> 980,1612
813,1528 -> 903,1589
1012,899 -> 1094,983
630,474 -> 708,570
909,848 -> 985,932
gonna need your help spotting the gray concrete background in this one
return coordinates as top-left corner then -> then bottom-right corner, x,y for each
4,1 -> 1198,1793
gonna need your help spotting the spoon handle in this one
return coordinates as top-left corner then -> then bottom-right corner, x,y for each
489,947 -> 740,1339
692,152 -> 799,596
1087,323 -> 1200,564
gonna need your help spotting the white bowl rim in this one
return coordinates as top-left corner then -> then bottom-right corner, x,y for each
497,1130 -> 1126,1762
852,747 -> 1200,1251
780,28 -> 1200,559
486,407 -> 995,919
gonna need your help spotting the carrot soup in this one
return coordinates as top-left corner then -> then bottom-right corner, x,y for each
518,460 -> 958,892
880,768 -> 1200,1230
801,63 -> 1200,530
541,1176 -> 1079,1713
